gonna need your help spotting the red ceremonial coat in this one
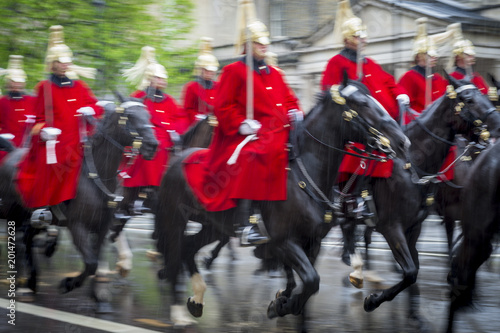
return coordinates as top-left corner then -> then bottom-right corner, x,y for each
321,49 -> 405,120
182,79 -> 218,126
322,49 -> 404,180
121,89 -> 189,188
398,67 -> 448,124
184,59 -> 300,212
15,76 -> 102,208
0,93 -> 36,161
450,67 -> 489,95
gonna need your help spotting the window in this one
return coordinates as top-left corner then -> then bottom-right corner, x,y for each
270,0 -> 286,37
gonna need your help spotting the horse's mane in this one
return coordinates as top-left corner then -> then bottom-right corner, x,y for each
181,117 -> 208,146
0,136 -> 15,153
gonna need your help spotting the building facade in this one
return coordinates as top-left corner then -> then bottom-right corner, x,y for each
187,0 -> 500,110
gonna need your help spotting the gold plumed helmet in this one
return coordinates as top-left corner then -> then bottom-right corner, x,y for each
333,1 -> 367,45
123,46 -> 167,90
44,25 -> 96,79
1,55 -> 27,83
235,0 -> 270,54
453,39 -> 475,56
195,37 -> 219,73
45,25 -> 73,71
412,18 -> 438,57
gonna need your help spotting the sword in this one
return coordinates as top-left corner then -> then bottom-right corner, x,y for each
245,10 -> 254,120
425,51 -> 432,109
356,40 -> 363,81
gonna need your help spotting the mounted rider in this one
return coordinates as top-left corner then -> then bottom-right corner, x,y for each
448,24 -> 490,96
119,46 -> 190,215
0,55 -> 36,161
181,37 -> 219,127
15,25 -> 103,218
321,0 -> 409,121
398,18 -> 448,125
183,0 -> 302,245
320,0 -> 408,224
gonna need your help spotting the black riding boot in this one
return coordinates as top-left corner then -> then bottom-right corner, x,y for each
237,200 -> 269,246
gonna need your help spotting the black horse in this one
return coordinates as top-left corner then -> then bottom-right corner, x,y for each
0,99 -> 158,311
338,74 -> 499,320
433,74 -> 500,256
154,77 -> 410,329
446,139 -> 500,333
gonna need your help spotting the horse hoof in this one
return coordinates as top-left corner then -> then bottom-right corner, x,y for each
187,297 -> 203,318
275,289 -> 285,299
267,296 -> 287,319
95,302 -> 114,314
157,268 -> 168,280
116,264 -> 130,278
203,257 -> 213,270
171,304 -> 196,326
364,294 -> 379,312
58,278 -> 72,294
349,274 -> 364,289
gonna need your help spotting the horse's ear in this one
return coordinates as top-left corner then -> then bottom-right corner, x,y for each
342,69 -> 349,87
443,70 -> 460,89
113,89 -> 126,103
488,73 -> 498,86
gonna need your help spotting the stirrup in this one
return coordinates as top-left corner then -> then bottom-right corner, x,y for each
240,225 -> 269,247
31,208 -> 53,229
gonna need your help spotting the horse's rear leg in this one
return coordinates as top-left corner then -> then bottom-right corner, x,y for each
184,226 -> 221,318
364,223 -> 421,313
267,241 -> 320,318
203,235 -> 230,270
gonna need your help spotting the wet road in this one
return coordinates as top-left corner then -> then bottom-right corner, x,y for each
1,214 -> 499,333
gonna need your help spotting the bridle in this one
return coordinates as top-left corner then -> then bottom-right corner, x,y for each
293,83 -> 400,214
83,101 -> 149,206
408,84 -> 495,184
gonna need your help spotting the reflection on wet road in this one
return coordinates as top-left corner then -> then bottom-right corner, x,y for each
1,214 -> 499,333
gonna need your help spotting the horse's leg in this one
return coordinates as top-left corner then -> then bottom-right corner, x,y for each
21,225 -> 39,293
203,235 -> 230,270
184,225 -> 223,318
340,222 -> 356,266
114,231 -> 133,277
60,222 -> 99,293
276,265 -> 297,299
364,223 -> 420,312
267,241 -> 320,318
443,216 -> 455,258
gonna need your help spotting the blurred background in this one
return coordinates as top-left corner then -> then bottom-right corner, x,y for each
1,0 -> 499,109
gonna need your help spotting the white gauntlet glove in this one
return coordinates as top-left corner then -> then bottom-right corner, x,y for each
288,109 -> 304,123
0,133 -> 15,141
76,106 -> 96,116
396,94 -> 410,106
40,127 -> 61,142
239,119 -> 261,135
168,130 -> 181,143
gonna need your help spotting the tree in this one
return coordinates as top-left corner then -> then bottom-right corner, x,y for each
0,0 -> 196,98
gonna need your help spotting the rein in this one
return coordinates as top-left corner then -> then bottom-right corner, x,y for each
407,84 -> 493,185
83,101 -> 146,206
292,84 -> 395,215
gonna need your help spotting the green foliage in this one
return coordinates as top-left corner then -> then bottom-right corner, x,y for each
0,0 -> 196,98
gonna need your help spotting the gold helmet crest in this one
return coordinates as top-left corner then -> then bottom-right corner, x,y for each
412,18 -> 438,57
1,55 -> 27,83
234,0 -> 270,54
194,37 -> 219,74
123,46 -> 168,90
45,25 -> 73,71
333,1 -> 367,45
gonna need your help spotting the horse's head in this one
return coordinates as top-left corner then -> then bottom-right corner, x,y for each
98,99 -> 158,159
444,72 -> 499,143
334,75 -> 410,159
